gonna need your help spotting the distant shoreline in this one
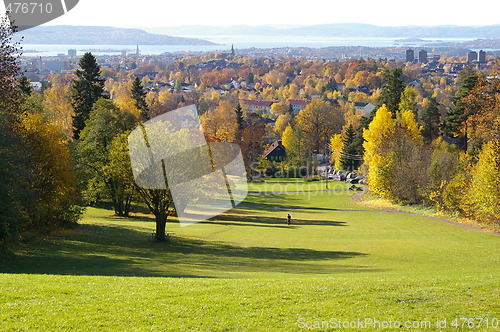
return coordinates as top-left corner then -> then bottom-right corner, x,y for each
18,36 -> 500,59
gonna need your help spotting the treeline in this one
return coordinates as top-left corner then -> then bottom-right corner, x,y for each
0,19 -> 80,252
0,17 -> 169,250
359,68 -> 500,229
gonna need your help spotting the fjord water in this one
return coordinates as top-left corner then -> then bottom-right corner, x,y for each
21,36 -> 473,56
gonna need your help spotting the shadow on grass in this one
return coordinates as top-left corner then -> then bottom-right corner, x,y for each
203,213 -> 347,227
0,220 -> 374,277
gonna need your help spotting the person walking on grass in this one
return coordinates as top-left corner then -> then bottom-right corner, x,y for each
287,214 -> 291,225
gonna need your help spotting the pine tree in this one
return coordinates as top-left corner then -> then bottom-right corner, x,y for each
17,75 -> 33,96
421,97 -> 441,144
0,17 -> 26,250
71,52 -> 104,139
0,16 -> 22,115
131,76 -> 149,120
377,68 -> 404,116
235,102 -> 244,130
441,67 -> 478,151
340,124 -> 361,171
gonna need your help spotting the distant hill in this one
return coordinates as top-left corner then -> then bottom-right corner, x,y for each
16,26 -> 217,45
147,23 -> 500,39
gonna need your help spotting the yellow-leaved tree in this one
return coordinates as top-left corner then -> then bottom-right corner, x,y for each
281,124 -> 294,152
363,105 -> 425,203
363,105 -> 396,198
329,133 -> 343,170
469,141 -> 500,223
15,112 -> 80,228
42,73 -> 75,140
296,99 -> 344,154
201,100 -> 238,142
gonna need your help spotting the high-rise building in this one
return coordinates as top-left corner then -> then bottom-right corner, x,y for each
478,50 -> 486,63
467,51 -> 478,63
406,49 -> 414,63
418,50 -> 428,63
68,49 -> 77,57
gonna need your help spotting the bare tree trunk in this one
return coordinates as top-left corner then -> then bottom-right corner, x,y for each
155,213 -> 167,242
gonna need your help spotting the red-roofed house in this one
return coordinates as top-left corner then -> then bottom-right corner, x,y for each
240,99 -> 274,113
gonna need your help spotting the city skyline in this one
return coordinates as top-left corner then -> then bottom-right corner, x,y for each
1,0 -> 499,29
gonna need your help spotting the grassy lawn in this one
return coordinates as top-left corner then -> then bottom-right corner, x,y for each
1,179 -> 499,331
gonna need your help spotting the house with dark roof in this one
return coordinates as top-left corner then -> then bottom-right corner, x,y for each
263,140 -> 286,162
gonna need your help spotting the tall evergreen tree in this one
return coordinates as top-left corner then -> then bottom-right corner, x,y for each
131,76 -> 149,120
235,102 -> 244,131
71,52 -> 104,139
377,68 -> 405,116
421,97 -> 441,144
441,67 -> 478,151
17,75 -> 33,96
0,16 -> 26,251
340,124 -> 361,171
0,16 -> 22,115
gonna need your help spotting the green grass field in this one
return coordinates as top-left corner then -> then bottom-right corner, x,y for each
1,179 -> 499,331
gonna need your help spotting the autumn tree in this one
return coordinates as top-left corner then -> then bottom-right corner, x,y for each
363,105 -> 425,202
43,73 -> 74,140
296,100 -> 344,153
270,102 -> 288,117
263,69 -> 287,87
399,86 -> 418,117
424,138 -> 460,209
462,76 -> 500,146
468,141 -> 500,224
72,52 -> 105,139
329,133 -> 343,170
109,79 -> 142,119
103,133 -> 137,217
282,123 -> 308,167
15,111 -> 80,229
76,99 -> 136,215
240,115 -> 266,171
201,100 -> 238,142
363,105 -> 396,197
275,112 -> 292,138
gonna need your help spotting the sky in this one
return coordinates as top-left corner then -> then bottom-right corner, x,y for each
2,0 -> 499,28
